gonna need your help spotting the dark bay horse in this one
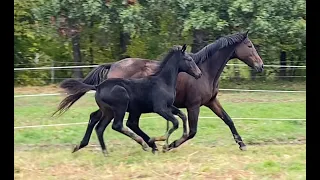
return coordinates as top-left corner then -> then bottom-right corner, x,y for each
54,45 -> 202,155
61,31 -> 264,152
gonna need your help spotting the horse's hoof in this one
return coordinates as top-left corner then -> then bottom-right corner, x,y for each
148,137 -> 155,144
142,143 -> 150,151
162,149 -> 166,153
152,148 -> 158,154
102,150 -> 108,157
239,145 -> 247,151
162,144 -> 169,153
72,145 -> 79,153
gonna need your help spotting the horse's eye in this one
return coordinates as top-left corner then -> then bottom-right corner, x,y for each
248,45 -> 252,48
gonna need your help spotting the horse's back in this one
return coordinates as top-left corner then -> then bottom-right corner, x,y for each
108,58 -> 159,79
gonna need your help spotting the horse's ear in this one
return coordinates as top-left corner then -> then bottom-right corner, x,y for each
245,30 -> 249,37
181,44 -> 187,53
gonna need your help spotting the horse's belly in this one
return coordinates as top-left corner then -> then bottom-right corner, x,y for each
173,99 -> 186,108
127,101 -> 153,113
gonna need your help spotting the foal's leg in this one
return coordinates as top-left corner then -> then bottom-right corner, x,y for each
72,110 -> 102,153
94,108 -> 114,156
205,98 -> 247,150
111,109 -> 149,152
171,106 -> 188,140
96,86 -> 148,155
150,106 -> 188,145
150,108 -> 180,152
126,112 -> 158,153
167,106 -> 200,150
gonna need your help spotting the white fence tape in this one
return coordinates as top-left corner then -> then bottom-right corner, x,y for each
14,63 -> 306,71
14,116 -> 306,129
14,88 -> 306,98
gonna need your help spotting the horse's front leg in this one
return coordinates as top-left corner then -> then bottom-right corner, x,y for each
166,106 -> 200,151
72,110 -> 102,153
205,98 -> 247,151
149,106 -> 188,146
149,108 -> 180,152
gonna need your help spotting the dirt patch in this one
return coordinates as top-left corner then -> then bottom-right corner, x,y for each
222,98 -> 305,103
217,92 -> 305,103
14,85 -> 61,94
14,139 -> 306,152
14,144 -> 306,180
14,85 -> 306,104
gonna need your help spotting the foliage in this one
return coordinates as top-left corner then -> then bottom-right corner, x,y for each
14,0 -> 305,86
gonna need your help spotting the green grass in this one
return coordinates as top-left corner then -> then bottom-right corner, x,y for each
14,91 -> 306,145
219,79 -> 305,91
14,86 -> 306,179
14,144 -> 306,180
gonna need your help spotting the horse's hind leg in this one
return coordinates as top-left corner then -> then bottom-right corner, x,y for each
72,110 -> 102,153
106,86 -> 149,152
95,107 -> 114,156
111,110 -> 149,151
126,112 -> 158,153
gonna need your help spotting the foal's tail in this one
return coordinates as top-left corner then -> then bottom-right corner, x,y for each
52,79 -> 97,116
52,63 -> 112,116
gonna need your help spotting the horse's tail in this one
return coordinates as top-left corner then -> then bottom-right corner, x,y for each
52,79 -> 97,116
83,63 -> 112,85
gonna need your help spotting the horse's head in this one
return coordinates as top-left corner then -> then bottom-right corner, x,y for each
234,31 -> 264,72
178,44 -> 202,79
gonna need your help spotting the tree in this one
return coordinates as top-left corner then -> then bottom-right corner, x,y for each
14,0 -> 305,85
33,0 -> 112,78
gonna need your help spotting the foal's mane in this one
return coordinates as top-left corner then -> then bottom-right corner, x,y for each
150,45 -> 183,76
192,32 -> 248,64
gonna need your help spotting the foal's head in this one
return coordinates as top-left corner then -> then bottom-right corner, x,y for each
177,44 -> 202,79
234,31 -> 264,72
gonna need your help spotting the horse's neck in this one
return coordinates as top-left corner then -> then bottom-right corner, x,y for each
156,58 -> 180,88
200,46 -> 236,85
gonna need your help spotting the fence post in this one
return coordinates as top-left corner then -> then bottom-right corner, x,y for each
51,61 -> 55,84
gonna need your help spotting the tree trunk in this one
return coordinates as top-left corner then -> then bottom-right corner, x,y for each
234,62 -> 240,81
89,36 -> 94,64
89,20 -> 94,64
250,67 -> 256,80
279,51 -> 286,80
191,30 -> 207,53
119,31 -> 130,59
71,33 -> 83,78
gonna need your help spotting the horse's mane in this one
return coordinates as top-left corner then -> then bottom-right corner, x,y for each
192,32 -> 248,64
150,45 -> 182,76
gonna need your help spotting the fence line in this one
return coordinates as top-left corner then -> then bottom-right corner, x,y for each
14,65 -> 99,71
13,61 -> 308,66
14,93 -> 64,98
14,116 -> 306,129
218,89 -> 306,93
14,88 -> 306,98
14,63 -> 307,71
13,75 -> 307,80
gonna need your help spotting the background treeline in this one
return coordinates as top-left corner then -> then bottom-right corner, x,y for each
14,0 -> 306,86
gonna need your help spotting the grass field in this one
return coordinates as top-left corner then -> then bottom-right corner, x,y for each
14,84 -> 306,180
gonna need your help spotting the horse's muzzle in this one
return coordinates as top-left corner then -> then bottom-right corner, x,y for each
195,72 -> 202,79
254,64 -> 264,73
